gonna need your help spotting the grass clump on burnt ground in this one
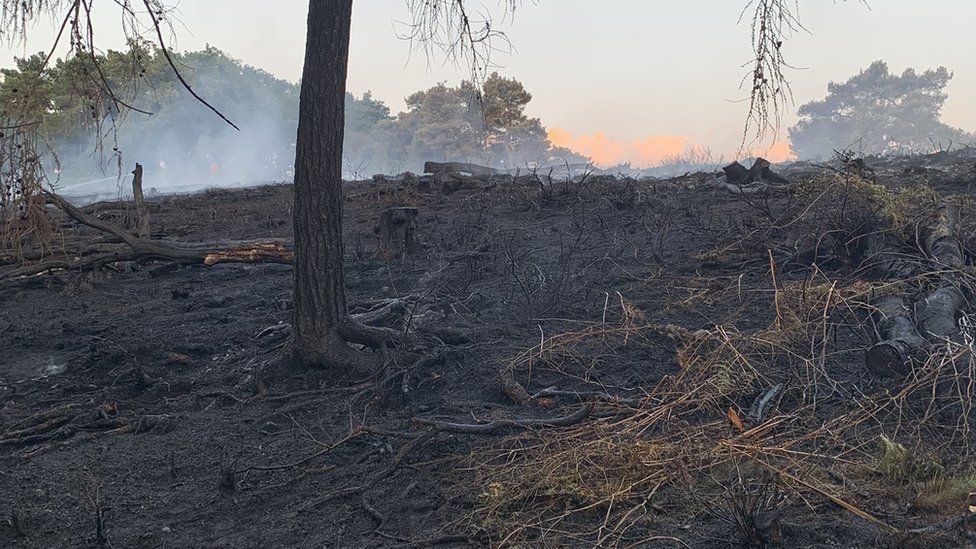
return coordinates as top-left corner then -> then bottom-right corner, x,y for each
1,150 -> 976,547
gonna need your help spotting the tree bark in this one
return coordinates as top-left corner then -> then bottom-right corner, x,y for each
289,0 -> 358,367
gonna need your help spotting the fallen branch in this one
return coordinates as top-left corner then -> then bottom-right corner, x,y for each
531,386 -> 645,407
0,190 -> 293,283
423,161 -> 499,177
414,403 -> 593,434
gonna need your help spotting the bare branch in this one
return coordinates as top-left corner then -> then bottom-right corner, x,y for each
400,0 -> 521,87
738,0 -> 804,148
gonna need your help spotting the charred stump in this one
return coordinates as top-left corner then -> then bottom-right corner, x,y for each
722,161 -> 750,184
377,207 -> 419,260
715,158 -> 791,195
722,158 -> 788,186
131,163 -> 150,238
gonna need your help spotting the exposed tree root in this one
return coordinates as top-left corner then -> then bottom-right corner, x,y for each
414,403 -> 593,434
1,402 -> 176,457
285,402 -> 593,537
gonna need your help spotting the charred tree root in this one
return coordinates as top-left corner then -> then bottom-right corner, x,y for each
297,404 -> 592,515
0,403 -> 176,456
258,298 -> 426,357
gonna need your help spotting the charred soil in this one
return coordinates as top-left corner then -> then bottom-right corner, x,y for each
3,151 -> 976,548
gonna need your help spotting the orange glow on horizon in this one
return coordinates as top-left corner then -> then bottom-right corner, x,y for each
762,141 -> 795,163
548,128 -> 690,168
548,127 -> 796,168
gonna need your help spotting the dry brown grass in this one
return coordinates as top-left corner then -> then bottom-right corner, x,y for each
467,269 -> 975,546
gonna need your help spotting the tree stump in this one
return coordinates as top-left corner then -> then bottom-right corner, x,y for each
131,163 -> 150,238
377,207 -> 419,260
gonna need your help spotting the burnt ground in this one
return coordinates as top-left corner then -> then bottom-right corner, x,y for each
2,151 -> 976,548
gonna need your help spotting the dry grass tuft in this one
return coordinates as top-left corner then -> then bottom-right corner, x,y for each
469,267 -> 976,545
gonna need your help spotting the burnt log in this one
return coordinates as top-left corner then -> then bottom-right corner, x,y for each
920,203 -> 964,269
0,190 -> 293,285
866,296 -> 928,377
377,207 -> 419,259
747,157 -> 772,182
915,285 -> 965,340
914,204 -> 966,343
866,204 -> 967,376
423,161 -> 499,177
750,157 -> 789,184
202,243 -> 293,266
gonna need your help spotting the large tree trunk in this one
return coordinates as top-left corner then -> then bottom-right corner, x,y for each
290,0 -> 356,367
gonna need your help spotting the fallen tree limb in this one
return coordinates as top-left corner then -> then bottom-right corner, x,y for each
423,161 -> 499,177
202,243 -> 293,266
1,249 -> 141,279
915,284 -> 966,339
920,203 -> 964,269
0,191 -> 293,283
47,190 -> 292,265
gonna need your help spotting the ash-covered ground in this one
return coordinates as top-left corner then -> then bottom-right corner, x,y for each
2,150 -> 976,548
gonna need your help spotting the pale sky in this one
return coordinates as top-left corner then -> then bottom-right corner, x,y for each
2,1 -> 975,165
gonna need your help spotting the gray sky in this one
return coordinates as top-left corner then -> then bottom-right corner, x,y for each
3,1 -> 974,165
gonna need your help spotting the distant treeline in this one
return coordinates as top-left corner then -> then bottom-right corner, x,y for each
789,61 -> 975,159
0,43 -> 585,189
